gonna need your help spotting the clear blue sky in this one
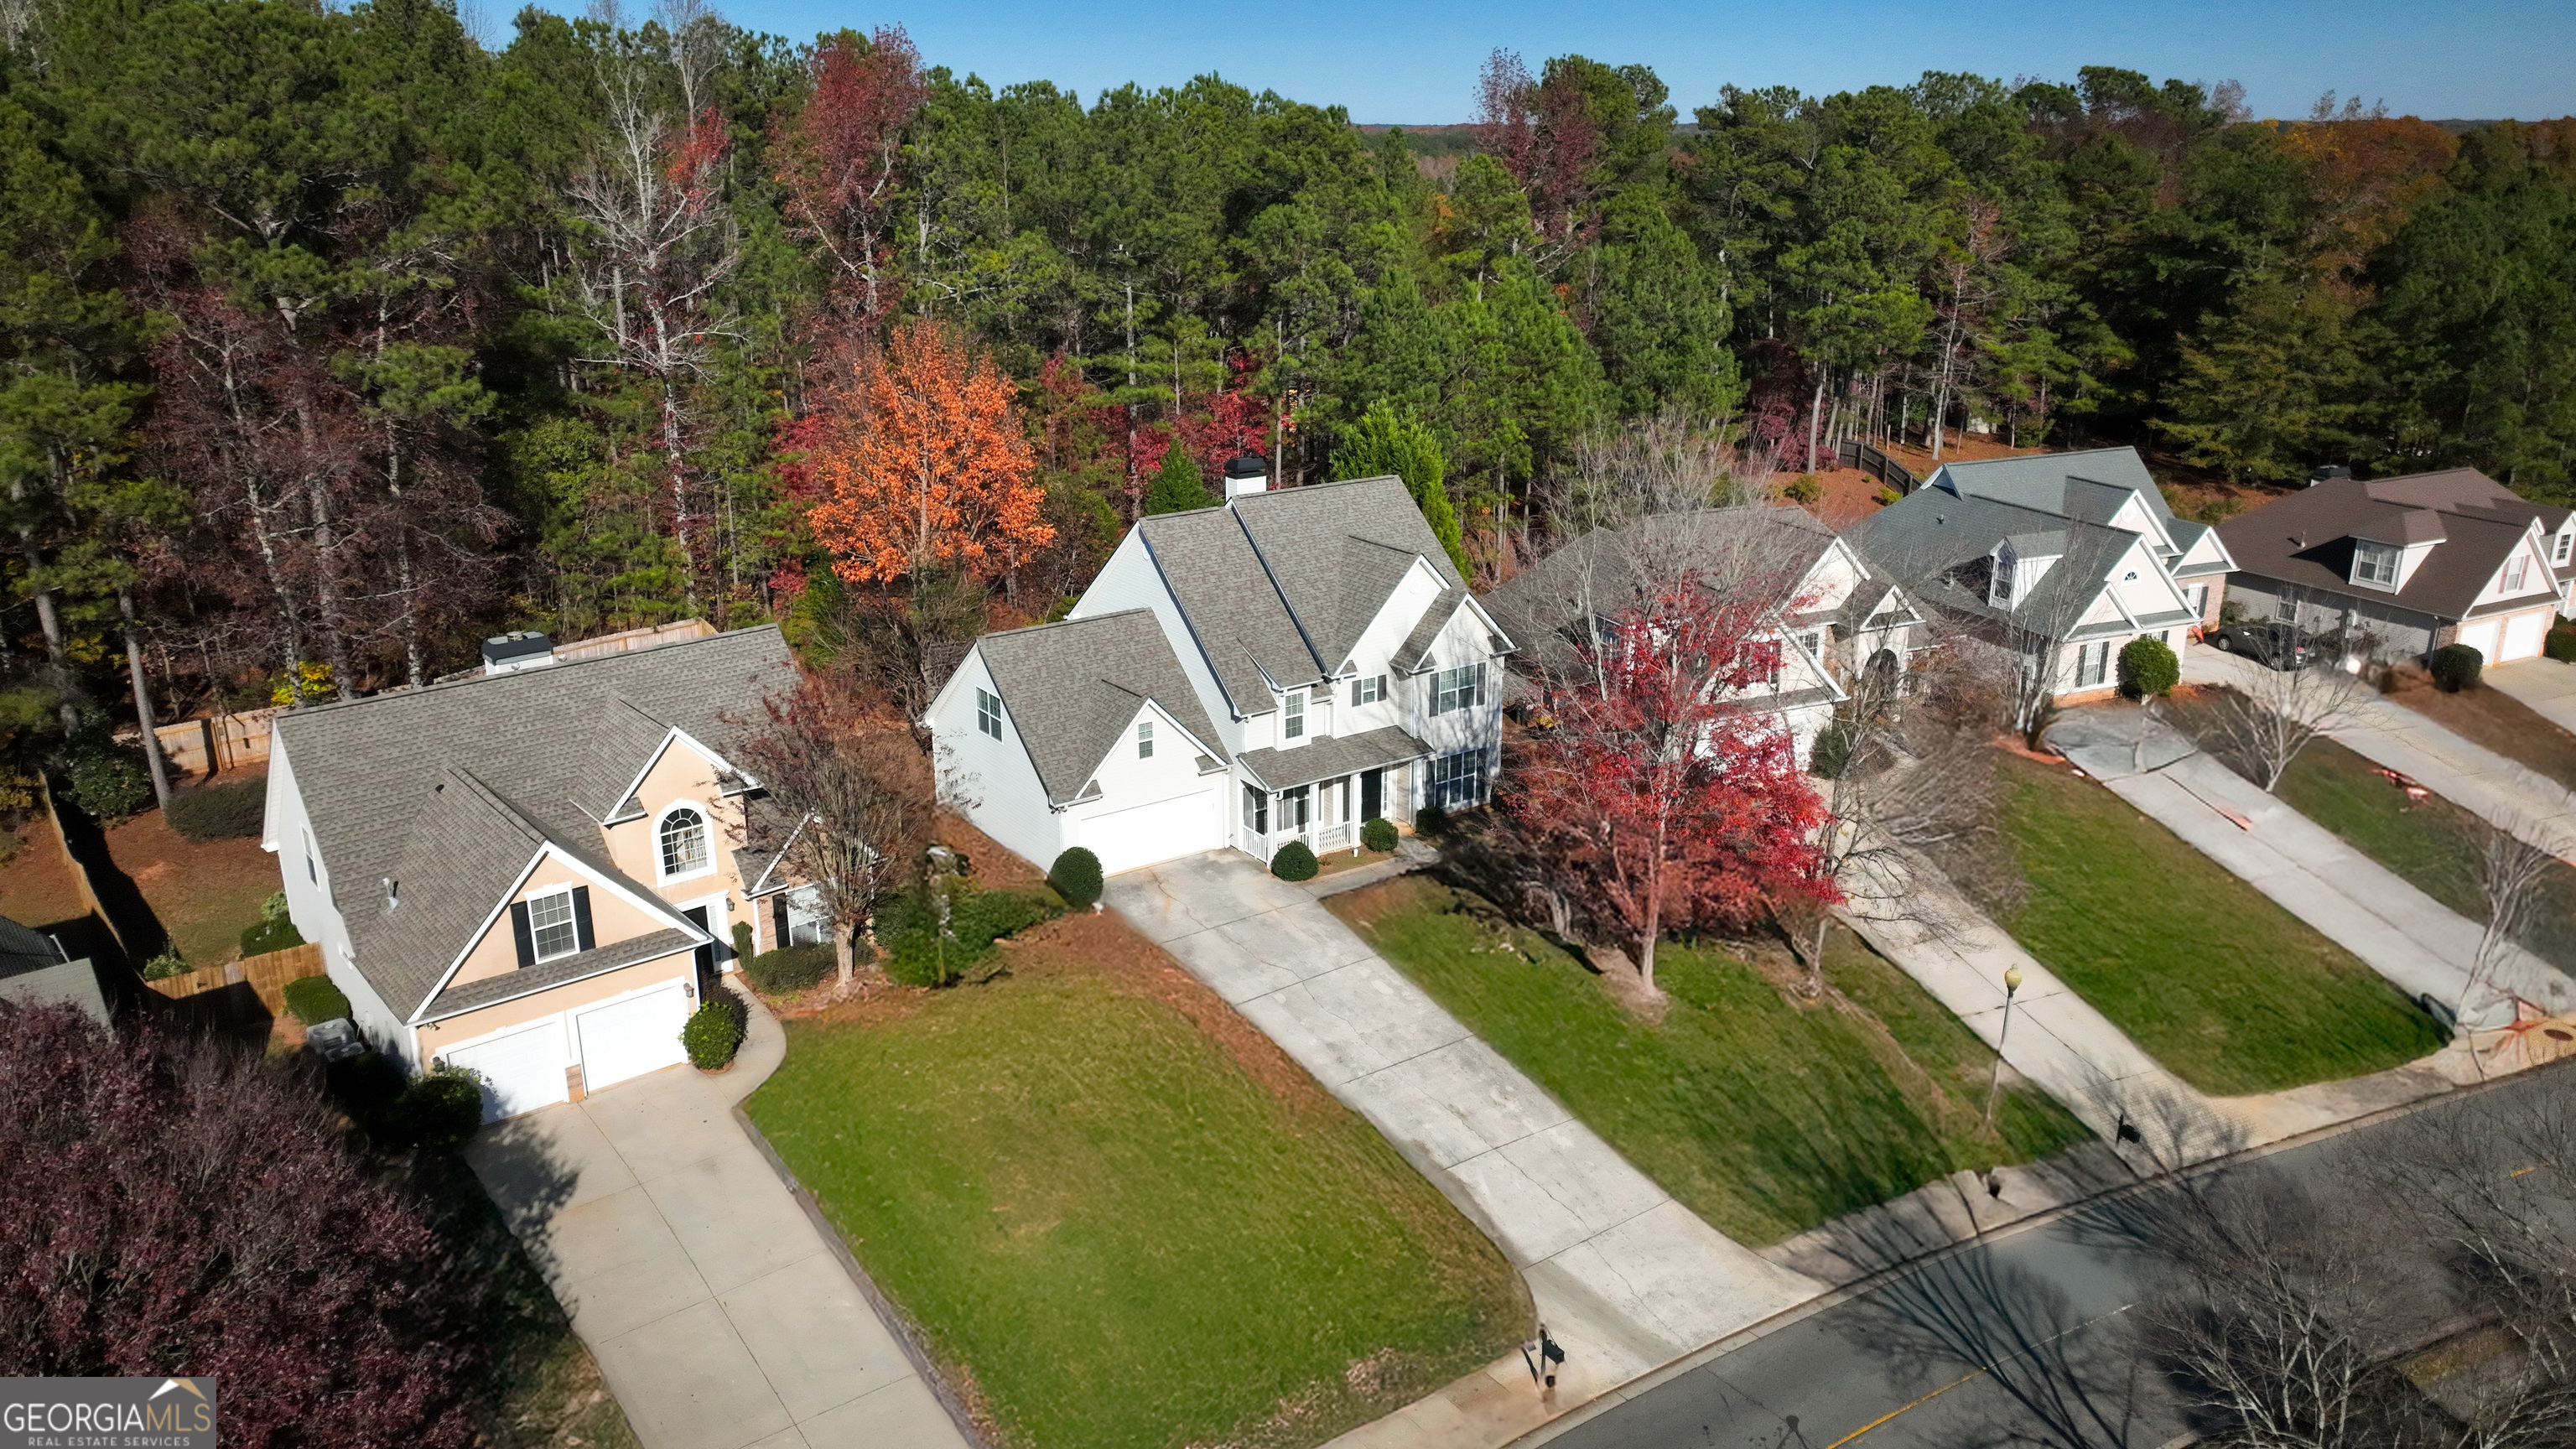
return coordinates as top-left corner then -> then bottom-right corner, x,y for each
646,0 -> 2571,124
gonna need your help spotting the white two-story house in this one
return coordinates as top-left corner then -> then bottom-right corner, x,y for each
924,469 -> 1514,875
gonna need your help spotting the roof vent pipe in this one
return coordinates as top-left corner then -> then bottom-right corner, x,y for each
1223,453 -> 1270,500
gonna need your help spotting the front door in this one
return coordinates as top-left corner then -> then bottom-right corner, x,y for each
1360,768 -> 1383,823
683,906 -> 716,995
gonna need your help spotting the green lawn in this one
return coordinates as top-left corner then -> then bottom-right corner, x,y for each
2267,735 -> 2576,976
744,932 -> 1526,1449
1987,752 -> 2446,1096
1328,878 -> 2090,1247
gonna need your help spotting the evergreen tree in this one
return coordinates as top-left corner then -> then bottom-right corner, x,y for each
1328,401 -> 1467,575
1140,444 -> 1213,514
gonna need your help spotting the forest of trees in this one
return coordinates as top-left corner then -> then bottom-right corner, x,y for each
0,0 -> 2571,770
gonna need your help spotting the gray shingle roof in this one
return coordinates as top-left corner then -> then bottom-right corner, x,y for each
1846,490 -> 2142,640
974,610 -> 1228,807
1130,475 -> 1472,714
1237,724 -> 1429,790
273,626 -> 796,1021
1932,447 -> 2176,526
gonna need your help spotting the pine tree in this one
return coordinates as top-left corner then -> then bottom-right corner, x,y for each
1140,444 -> 1213,515
1328,402 -> 1467,576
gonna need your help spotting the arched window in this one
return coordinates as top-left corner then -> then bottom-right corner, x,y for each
658,807 -> 709,878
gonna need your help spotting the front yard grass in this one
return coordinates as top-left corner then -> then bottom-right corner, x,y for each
745,912 -> 1526,1449
2384,667 -> 2576,792
1983,751 -> 2446,1095
1327,877 -> 2090,1247
2266,735 -> 2576,976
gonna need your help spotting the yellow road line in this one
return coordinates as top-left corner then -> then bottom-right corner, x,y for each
1823,1303 -> 2134,1447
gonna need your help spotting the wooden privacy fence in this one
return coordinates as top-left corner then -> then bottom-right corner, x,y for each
1836,439 -> 1924,496
146,943 -> 325,1030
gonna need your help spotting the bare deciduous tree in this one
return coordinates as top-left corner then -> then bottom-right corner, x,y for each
2204,656 -> 2369,791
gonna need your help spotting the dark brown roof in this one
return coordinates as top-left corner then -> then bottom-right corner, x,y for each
2217,474 -> 2556,621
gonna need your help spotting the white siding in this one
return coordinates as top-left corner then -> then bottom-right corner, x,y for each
925,649 -> 1070,872
267,736 -> 414,1067
1070,528 -> 1249,754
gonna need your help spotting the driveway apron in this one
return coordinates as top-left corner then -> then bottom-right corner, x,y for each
1107,851 -> 1825,1391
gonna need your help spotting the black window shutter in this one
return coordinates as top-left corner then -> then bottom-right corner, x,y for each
1376,674 -> 1387,701
509,901 -> 535,968
772,896 -> 788,948
1475,662 -> 1488,707
571,886 -> 595,952
1348,678 -> 1361,707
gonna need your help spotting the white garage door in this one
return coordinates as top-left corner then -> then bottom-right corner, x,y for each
445,1021 -> 570,1123
575,983 -> 693,1091
1079,790 -> 1219,874
2501,610 -> 2550,662
2456,619 -> 2501,662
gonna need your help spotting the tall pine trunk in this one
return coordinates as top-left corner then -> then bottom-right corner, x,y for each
120,589 -> 173,812
20,457 -> 78,735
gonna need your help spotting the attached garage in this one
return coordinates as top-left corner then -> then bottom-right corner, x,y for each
2455,618 -> 2501,662
444,1020 -> 571,1122
1077,789 -> 1221,874
573,981 -> 693,1091
2501,610 -> 2551,662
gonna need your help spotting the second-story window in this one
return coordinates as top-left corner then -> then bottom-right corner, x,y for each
660,807 -> 709,877
2558,531 -> 2573,565
1431,663 -> 1484,715
1350,674 -> 1384,705
1137,720 -> 1155,758
2506,554 -> 2530,590
2354,542 -> 2400,588
1284,689 -> 1306,740
527,886 -> 580,961
975,688 -> 1003,739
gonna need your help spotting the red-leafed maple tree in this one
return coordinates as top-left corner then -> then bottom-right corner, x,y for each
772,27 -> 927,323
1503,575 -> 1834,994
803,318 -> 1052,584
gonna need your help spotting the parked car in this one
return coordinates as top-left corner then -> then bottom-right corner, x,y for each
2207,623 -> 2317,670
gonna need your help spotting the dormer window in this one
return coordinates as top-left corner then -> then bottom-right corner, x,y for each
1284,689 -> 1306,740
2353,541 -> 2400,589
1990,553 -> 2015,606
2557,531 -> 2572,566
659,806 -> 710,878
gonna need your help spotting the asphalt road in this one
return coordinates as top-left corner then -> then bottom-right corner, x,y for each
1543,1066 -> 2573,1449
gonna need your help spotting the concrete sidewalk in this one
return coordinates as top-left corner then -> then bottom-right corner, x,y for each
2184,648 -> 2576,856
1106,852 -> 1825,1401
2489,656 -> 2576,736
467,985 -> 970,1449
2048,707 -> 2576,1027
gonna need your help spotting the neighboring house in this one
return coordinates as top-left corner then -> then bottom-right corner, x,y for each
927,470 -> 1514,875
0,915 -> 114,1024
2217,469 -> 2574,666
1482,505 -> 1924,770
1847,447 -> 2233,701
265,626 -> 802,1119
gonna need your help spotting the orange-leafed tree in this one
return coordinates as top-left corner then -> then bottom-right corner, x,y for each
804,319 -> 1052,586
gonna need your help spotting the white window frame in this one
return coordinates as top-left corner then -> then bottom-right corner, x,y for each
2556,531 -> 2572,566
1428,749 -> 1489,808
654,802 -> 715,884
1283,689 -> 1306,740
974,687 -> 1003,740
1990,551 -> 2016,606
2505,554 -> 2530,591
2353,541 -> 2400,589
1136,719 -> 1155,759
2075,641 -> 2110,688
1431,662 -> 1483,715
526,885 -> 581,963
1350,674 -> 1384,706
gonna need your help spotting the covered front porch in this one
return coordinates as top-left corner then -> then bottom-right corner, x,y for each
1234,726 -> 1423,862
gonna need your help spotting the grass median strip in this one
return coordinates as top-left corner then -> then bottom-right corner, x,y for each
1328,876 -> 2088,1247
1984,751 -> 2445,1096
744,912 -> 1525,1449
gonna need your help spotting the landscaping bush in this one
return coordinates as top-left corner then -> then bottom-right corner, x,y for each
745,943 -> 834,993
1415,805 -> 1451,838
731,920 -> 755,962
2118,636 -> 2180,698
1270,840 -> 1318,881
166,777 -> 266,841
141,949 -> 190,981
282,974 -> 351,1025
2432,642 -> 2485,692
1050,846 -> 1103,908
241,891 -> 304,957
1810,720 -> 1857,779
881,886 -> 1061,988
1779,475 -> 1821,505
389,1067 -> 483,1150
682,995 -> 748,1071
58,732 -> 150,822
1360,817 -> 1398,853
2547,624 -> 2576,664
952,887 -> 1059,944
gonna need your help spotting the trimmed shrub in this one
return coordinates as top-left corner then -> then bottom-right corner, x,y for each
2118,636 -> 2180,698
952,887 -> 1058,944
282,974 -> 350,1025
142,949 -> 190,981
242,891 -> 304,958
2547,624 -> 2576,664
1779,475 -> 1821,505
730,920 -> 755,963
59,734 -> 150,822
1810,720 -> 1857,779
2432,642 -> 2485,692
1360,817 -> 1398,853
681,995 -> 748,1070
390,1067 -> 484,1150
745,943 -> 834,993
1050,846 -> 1104,908
881,886 -> 1060,988
1270,840 -> 1318,881
165,777 -> 266,841
1415,805 -> 1451,838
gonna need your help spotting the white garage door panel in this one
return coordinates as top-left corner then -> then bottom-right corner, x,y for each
447,1021 -> 570,1123
1081,791 -> 1218,874
576,983 -> 692,1091
2502,610 -> 2549,662
2457,621 -> 2501,662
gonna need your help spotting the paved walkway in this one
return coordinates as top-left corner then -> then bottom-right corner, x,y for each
467,985 -> 969,1449
2489,655 -> 2576,735
2048,707 -> 2576,1027
2184,649 -> 2576,856
1106,851 -> 1826,1394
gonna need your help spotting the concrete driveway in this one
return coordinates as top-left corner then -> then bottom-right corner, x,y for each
467,986 -> 969,1449
1107,851 -> 1824,1393
2489,655 -> 2576,736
